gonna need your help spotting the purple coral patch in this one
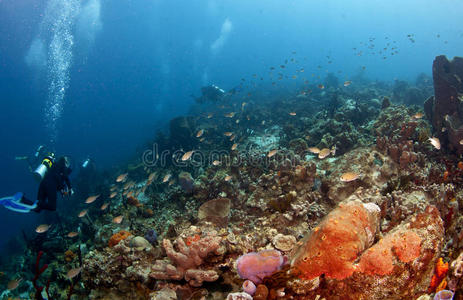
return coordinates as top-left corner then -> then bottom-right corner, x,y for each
236,249 -> 284,284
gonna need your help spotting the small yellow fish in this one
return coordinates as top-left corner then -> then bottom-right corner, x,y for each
340,172 -> 360,182
318,84 -> 325,89
113,215 -> 123,224
224,175 -> 232,182
100,202 -> 109,210
412,112 -> 424,119
343,80 -> 352,87
7,278 -> 22,290
116,173 -> 128,183
78,209 -> 88,218
148,172 -> 157,181
229,134 -> 236,141
162,174 -> 172,183
429,137 -> 441,150
318,148 -> 331,159
196,129 -> 204,138
85,194 -> 100,204
181,151 -> 194,161
67,232 -> 78,238
289,112 -> 297,116
207,113 -> 213,119
267,149 -> 278,158
212,160 -> 221,166
225,112 -> 236,118
109,191 -> 117,199
224,132 -> 233,137
231,143 -> 238,150
35,224 -> 50,234
66,267 -> 82,280
308,147 -> 320,154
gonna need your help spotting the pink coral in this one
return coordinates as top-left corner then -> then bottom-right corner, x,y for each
236,249 -> 284,284
150,234 -> 224,286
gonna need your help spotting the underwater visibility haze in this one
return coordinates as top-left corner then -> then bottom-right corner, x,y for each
1,0 -> 463,299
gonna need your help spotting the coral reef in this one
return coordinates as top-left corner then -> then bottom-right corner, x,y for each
4,57 -> 463,300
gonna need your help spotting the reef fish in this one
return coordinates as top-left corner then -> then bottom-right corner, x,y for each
78,209 -> 88,218
116,173 -> 128,183
412,112 -> 424,119
231,143 -> 238,150
109,191 -> 117,199
212,160 -> 221,166
196,129 -> 204,138
224,132 -> 233,137
162,174 -> 172,183
181,151 -> 194,161
85,194 -> 100,204
224,175 -> 232,182
429,137 -> 441,150
318,148 -> 332,159
66,267 -> 82,279
100,202 -> 109,210
113,215 -> 123,224
289,112 -> 297,116
308,147 -> 320,154
67,232 -> 78,238
148,172 -> 157,182
7,278 -> 22,290
35,224 -> 50,234
340,172 -> 360,182
343,80 -> 352,87
267,149 -> 278,158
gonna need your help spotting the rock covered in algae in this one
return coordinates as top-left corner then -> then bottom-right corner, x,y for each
198,197 -> 231,226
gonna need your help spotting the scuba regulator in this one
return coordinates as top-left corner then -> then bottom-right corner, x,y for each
33,153 -> 55,182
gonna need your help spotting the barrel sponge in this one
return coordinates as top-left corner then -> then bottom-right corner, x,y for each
290,200 -> 380,280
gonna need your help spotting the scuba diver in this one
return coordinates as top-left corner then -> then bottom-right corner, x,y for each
0,153 -> 74,213
195,84 -> 233,103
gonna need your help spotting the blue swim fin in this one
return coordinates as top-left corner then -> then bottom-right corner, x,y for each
0,192 -> 37,213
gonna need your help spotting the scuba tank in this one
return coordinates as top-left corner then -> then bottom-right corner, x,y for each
33,153 -> 55,182
82,158 -> 91,168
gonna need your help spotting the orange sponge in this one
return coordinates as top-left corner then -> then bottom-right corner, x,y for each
290,201 -> 380,280
358,229 -> 421,276
108,230 -> 132,247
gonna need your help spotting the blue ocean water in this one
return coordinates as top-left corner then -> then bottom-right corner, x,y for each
0,0 -> 462,265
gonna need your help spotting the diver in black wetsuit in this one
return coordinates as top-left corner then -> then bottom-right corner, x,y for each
22,156 -> 73,212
